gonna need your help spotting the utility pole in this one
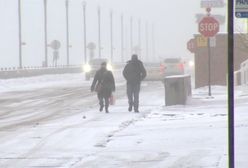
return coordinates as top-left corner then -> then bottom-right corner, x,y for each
82,1 -> 87,64
121,14 -> 124,62
18,0 -> 22,69
110,10 -> 113,62
65,0 -> 70,66
98,6 -> 101,58
43,0 -> 48,67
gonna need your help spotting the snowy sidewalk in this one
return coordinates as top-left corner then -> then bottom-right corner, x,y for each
73,85 -> 248,168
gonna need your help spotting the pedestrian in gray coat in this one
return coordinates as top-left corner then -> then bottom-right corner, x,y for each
122,54 -> 146,112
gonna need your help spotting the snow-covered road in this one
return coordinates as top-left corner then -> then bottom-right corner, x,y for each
0,73 -> 247,168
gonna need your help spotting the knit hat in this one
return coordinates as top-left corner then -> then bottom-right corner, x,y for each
101,62 -> 107,66
131,54 -> 138,61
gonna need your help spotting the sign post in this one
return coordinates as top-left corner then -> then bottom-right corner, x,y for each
228,1 -> 235,167
198,8 -> 219,97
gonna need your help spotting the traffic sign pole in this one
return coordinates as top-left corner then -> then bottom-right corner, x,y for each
198,9 -> 219,97
207,37 -> 212,97
228,0 -> 235,167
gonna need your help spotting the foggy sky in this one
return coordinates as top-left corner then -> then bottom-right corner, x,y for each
0,0 -> 228,68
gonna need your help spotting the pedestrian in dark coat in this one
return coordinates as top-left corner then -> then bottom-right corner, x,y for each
122,54 -> 146,112
91,62 -> 115,113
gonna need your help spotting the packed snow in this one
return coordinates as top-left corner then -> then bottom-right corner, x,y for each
0,73 -> 247,168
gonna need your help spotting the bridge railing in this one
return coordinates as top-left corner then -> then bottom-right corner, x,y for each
0,65 -> 82,79
0,63 -> 161,80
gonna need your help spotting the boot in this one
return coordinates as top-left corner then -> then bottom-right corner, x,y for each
105,106 -> 109,113
99,105 -> 104,112
128,103 -> 132,112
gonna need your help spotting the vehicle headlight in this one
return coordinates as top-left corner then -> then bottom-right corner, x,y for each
83,64 -> 92,72
107,64 -> 113,71
189,61 -> 194,67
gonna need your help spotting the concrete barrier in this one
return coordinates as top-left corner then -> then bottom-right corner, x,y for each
163,75 -> 191,106
0,66 -> 82,79
0,63 -> 159,79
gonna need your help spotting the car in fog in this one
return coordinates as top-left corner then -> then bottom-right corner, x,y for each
143,62 -> 162,81
82,58 -> 113,80
160,58 -> 185,77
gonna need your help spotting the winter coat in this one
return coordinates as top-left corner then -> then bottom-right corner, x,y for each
122,59 -> 147,85
91,68 -> 115,98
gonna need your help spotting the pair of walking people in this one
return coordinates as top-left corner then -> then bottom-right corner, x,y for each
90,54 -> 147,113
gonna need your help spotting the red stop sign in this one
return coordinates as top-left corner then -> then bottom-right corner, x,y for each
187,39 -> 195,53
198,16 -> 219,37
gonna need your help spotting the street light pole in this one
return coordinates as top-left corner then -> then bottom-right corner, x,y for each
138,19 -> 141,57
82,1 -> 87,64
98,6 -> 101,58
130,17 -> 133,55
145,21 -> 149,62
152,23 -> 155,59
43,0 -> 48,67
121,14 -> 124,62
65,0 -> 70,66
18,0 -> 23,69
110,10 -> 113,62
